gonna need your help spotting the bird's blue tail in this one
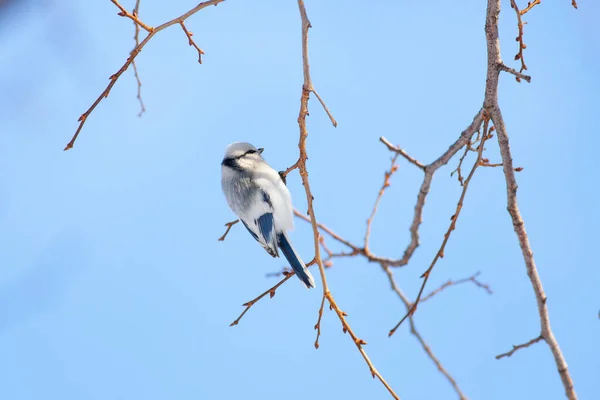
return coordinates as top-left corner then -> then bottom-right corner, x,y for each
277,232 -> 315,289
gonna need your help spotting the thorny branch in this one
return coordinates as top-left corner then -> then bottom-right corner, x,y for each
64,0 -> 224,150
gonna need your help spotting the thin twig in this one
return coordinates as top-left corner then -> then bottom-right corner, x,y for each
379,137 -> 426,170
65,0 -> 225,150
179,21 -> 205,64
218,219 -> 239,241
364,154 -> 399,252
229,273 -> 294,326
450,145 -> 470,186
496,335 -> 544,359
110,0 -> 153,32
131,0 -> 145,117
509,0 -> 539,82
520,0 -> 541,15
499,62 -> 531,82
389,117 -> 491,337
420,271 -> 493,303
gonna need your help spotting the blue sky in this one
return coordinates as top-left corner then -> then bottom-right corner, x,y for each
0,1 -> 598,399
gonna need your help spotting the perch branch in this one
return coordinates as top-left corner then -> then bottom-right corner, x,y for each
218,219 -> 239,241
290,2 -> 397,398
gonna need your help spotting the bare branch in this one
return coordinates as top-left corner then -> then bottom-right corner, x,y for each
420,271 -> 493,303
110,0 -> 153,32
485,0 -> 577,397
379,137 -> 426,170
496,335 -> 544,359
383,266 -> 468,400
179,21 -> 205,64
380,110 -> 485,268
364,154 -> 400,252
218,219 -> 239,241
499,62 -> 531,82
291,2 -> 397,398
389,117 -> 491,337
65,0 -> 225,151
229,273 -> 294,327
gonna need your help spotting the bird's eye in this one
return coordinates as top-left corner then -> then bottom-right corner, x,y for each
246,149 -> 257,155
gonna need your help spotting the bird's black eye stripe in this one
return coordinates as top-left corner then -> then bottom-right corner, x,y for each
235,149 -> 257,158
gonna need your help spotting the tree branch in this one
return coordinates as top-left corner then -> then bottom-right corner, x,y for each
389,117 -> 491,337
485,0 -> 577,398
496,335 -> 543,359
383,265 -> 469,400
420,271 -> 493,303
290,2 -> 397,398
65,0 -> 225,151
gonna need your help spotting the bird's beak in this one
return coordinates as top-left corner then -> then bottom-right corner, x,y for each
258,148 -> 264,154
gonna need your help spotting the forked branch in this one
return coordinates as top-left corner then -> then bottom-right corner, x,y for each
65,0 -> 225,150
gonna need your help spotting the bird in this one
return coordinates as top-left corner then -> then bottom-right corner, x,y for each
221,142 -> 315,289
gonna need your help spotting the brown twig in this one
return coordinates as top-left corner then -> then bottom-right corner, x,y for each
179,21 -> 205,64
110,0 -> 153,32
64,0 -> 225,151
509,0 -> 541,82
520,0 -> 541,15
496,335 -> 544,359
389,117 -> 491,337
218,219 -> 239,241
131,0 -> 145,117
364,154 -> 399,252
420,271 -> 493,303
450,145 -> 470,186
383,265 -> 469,400
229,273 -> 294,326
485,0 -> 576,397
379,137 -> 426,170
499,62 -> 531,83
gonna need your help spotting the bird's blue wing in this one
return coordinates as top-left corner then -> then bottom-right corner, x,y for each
241,220 -> 260,242
256,212 -> 278,257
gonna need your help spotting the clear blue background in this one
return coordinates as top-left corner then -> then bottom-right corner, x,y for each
0,1 -> 598,399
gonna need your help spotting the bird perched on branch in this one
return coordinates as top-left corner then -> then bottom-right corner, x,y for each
221,142 -> 315,289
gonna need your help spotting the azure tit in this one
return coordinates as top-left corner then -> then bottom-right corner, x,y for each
221,142 -> 315,289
